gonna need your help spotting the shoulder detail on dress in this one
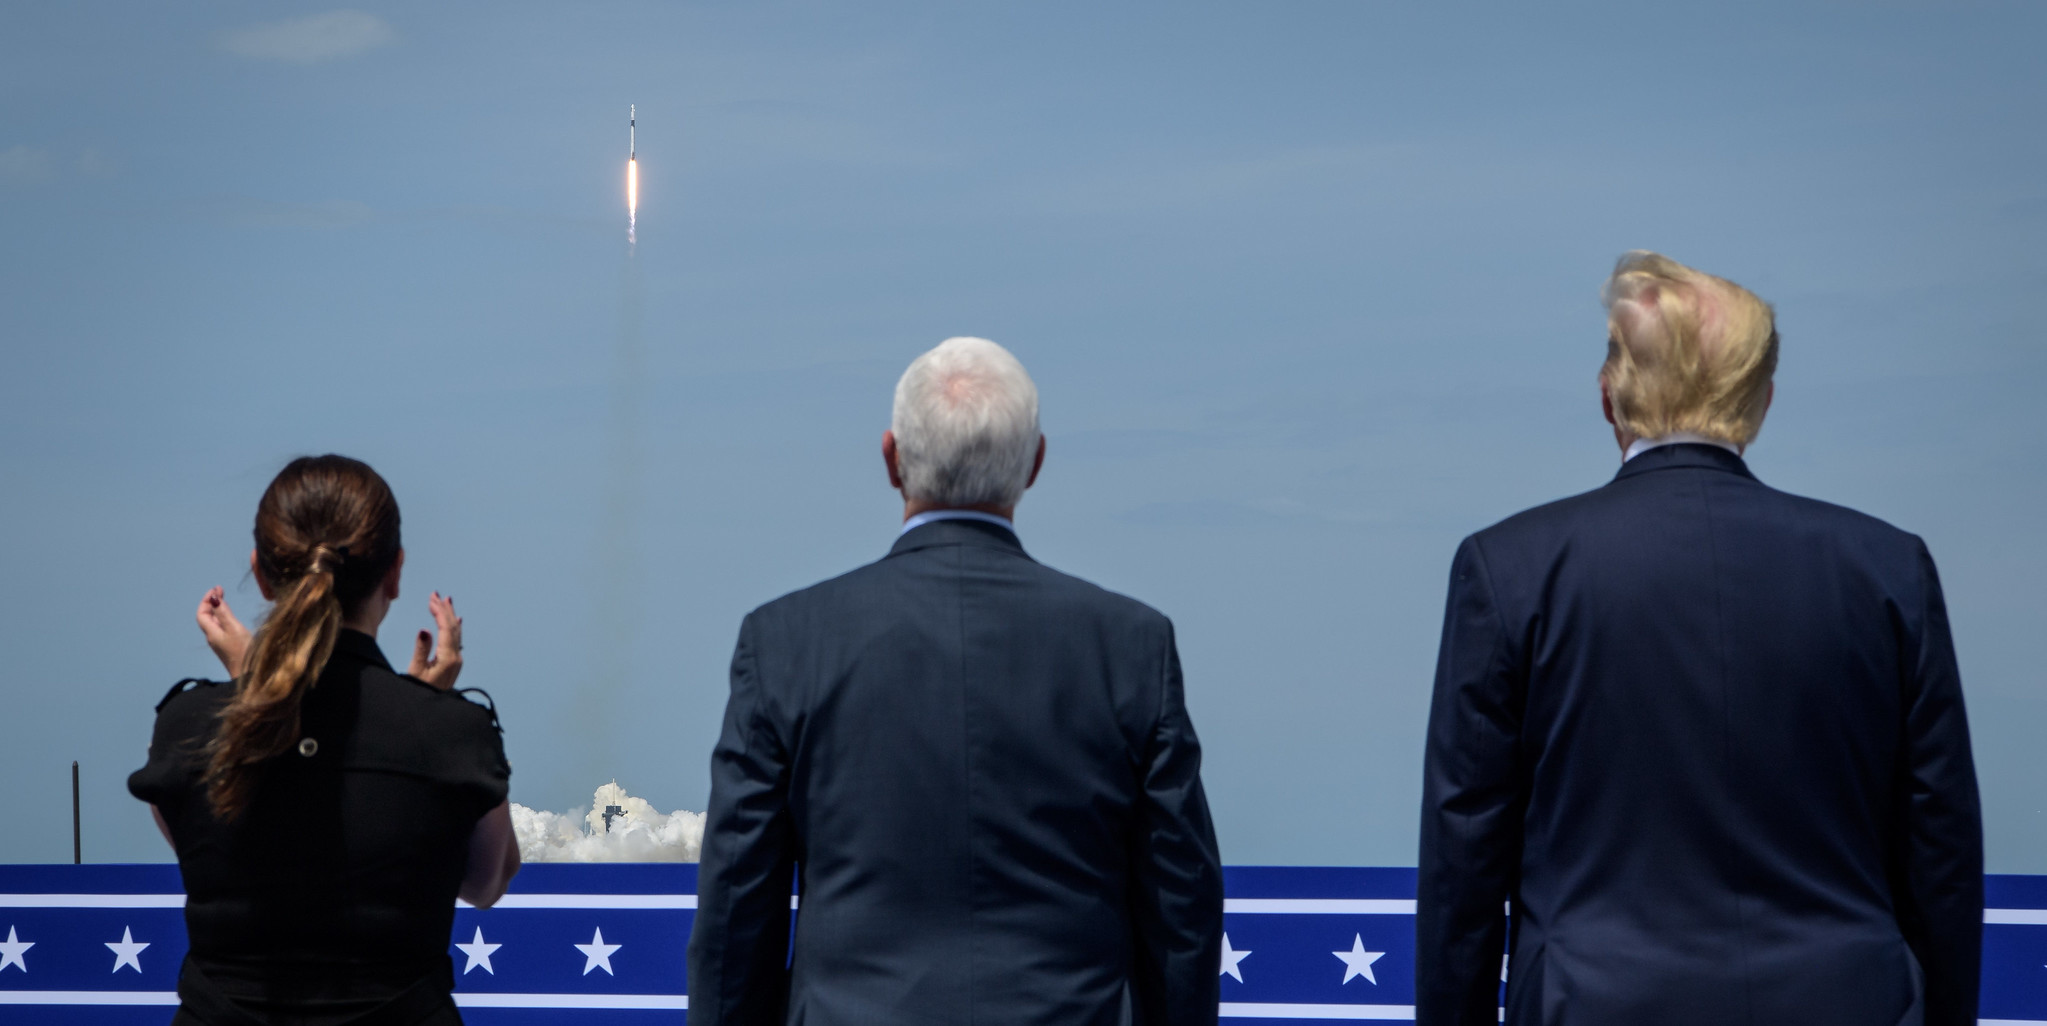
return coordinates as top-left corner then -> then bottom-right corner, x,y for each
157,677 -> 228,713
453,686 -> 504,732
392,670 -> 439,692
391,670 -> 491,704
381,670 -> 503,728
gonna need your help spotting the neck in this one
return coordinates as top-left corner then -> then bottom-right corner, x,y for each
340,596 -> 389,637
1612,424 -> 1638,460
902,499 -> 1016,523
1620,430 -> 1746,463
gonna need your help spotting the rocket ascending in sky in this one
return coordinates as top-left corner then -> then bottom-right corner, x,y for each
627,104 -> 638,243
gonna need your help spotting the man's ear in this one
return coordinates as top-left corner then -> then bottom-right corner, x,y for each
1025,435 -> 1045,490
1600,378 -> 1618,427
1740,382 -> 1775,456
882,430 -> 904,491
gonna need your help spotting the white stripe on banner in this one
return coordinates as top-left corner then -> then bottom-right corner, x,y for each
0,894 -> 186,908
1219,1003 -> 1415,1020
458,894 -> 803,910
1224,899 -> 1417,915
0,992 -> 691,1011
453,993 -> 687,1009
458,894 -> 699,910
0,992 -> 180,1005
1986,909 -> 2047,925
17,892 -> 2038,925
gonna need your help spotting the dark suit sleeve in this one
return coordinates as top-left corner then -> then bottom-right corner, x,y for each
1127,620 -> 1225,1026
1417,536 -> 1522,1026
1894,541 -> 1983,1026
687,613 -> 796,1025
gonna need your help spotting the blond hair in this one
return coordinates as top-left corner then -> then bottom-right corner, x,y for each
1600,251 -> 1778,446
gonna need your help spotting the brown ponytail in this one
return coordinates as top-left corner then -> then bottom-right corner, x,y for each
204,456 -> 401,821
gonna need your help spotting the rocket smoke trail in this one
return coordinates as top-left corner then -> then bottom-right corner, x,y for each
579,104 -> 645,783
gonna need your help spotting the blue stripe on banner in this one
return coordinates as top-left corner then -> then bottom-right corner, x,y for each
2,867 -> 2043,1022
1985,923 -> 2047,1021
1989,876 -> 2047,909
0,906 -> 187,991
447,908 -> 686,997
0,867 -> 184,896
488,863 -> 697,896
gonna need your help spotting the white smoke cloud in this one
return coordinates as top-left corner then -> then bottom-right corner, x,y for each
0,145 -> 55,183
219,11 -> 395,64
512,781 -> 705,863
217,197 -> 375,229
76,148 -> 117,179
0,145 -> 118,184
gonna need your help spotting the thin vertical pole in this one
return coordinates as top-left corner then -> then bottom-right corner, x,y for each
71,761 -> 81,865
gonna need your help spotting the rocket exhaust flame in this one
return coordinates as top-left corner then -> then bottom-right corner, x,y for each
626,104 -> 637,243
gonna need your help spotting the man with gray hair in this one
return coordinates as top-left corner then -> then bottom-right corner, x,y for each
689,337 -> 1224,1025
1416,254 -> 1983,1026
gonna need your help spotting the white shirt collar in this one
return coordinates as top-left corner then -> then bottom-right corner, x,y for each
1624,432 -> 1741,463
899,509 -> 1017,537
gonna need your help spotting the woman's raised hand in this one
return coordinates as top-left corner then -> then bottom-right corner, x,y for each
196,586 -> 252,678
407,591 -> 465,689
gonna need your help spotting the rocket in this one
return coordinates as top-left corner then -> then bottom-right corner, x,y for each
626,104 -> 638,240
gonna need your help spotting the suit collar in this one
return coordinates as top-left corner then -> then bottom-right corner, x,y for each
1612,442 -> 1758,483
888,517 -> 1029,559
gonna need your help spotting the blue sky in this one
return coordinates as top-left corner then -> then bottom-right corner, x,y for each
2,2 -> 2043,869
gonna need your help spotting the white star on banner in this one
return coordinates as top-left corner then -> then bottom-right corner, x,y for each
1333,934 -> 1384,985
455,926 -> 502,975
0,926 -> 32,973
1211,933 -> 1244,978
106,927 -> 150,974
1219,933 -> 1251,982
576,927 -> 621,976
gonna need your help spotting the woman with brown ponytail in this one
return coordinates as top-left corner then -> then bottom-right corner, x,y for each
128,455 -> 519,1026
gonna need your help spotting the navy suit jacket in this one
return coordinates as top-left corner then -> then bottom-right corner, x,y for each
1417,445 -> 1983,1026
687,518 -> 1224,1026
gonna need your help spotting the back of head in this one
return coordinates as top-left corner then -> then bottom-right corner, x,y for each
206,454 -> 401,821
1601,251 -> 1778,446
892,337 -> 1041,509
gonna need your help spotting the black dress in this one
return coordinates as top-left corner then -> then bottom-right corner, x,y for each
128,629 -> 510,1026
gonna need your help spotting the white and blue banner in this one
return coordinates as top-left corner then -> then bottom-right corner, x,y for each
2,864 -> 2043,1023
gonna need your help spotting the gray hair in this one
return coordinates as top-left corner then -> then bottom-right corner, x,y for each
891,337 -> 1041,508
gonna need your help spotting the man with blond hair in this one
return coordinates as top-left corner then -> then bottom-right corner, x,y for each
689,337 -> 1224,1025
1416,253 -> 1982,1026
